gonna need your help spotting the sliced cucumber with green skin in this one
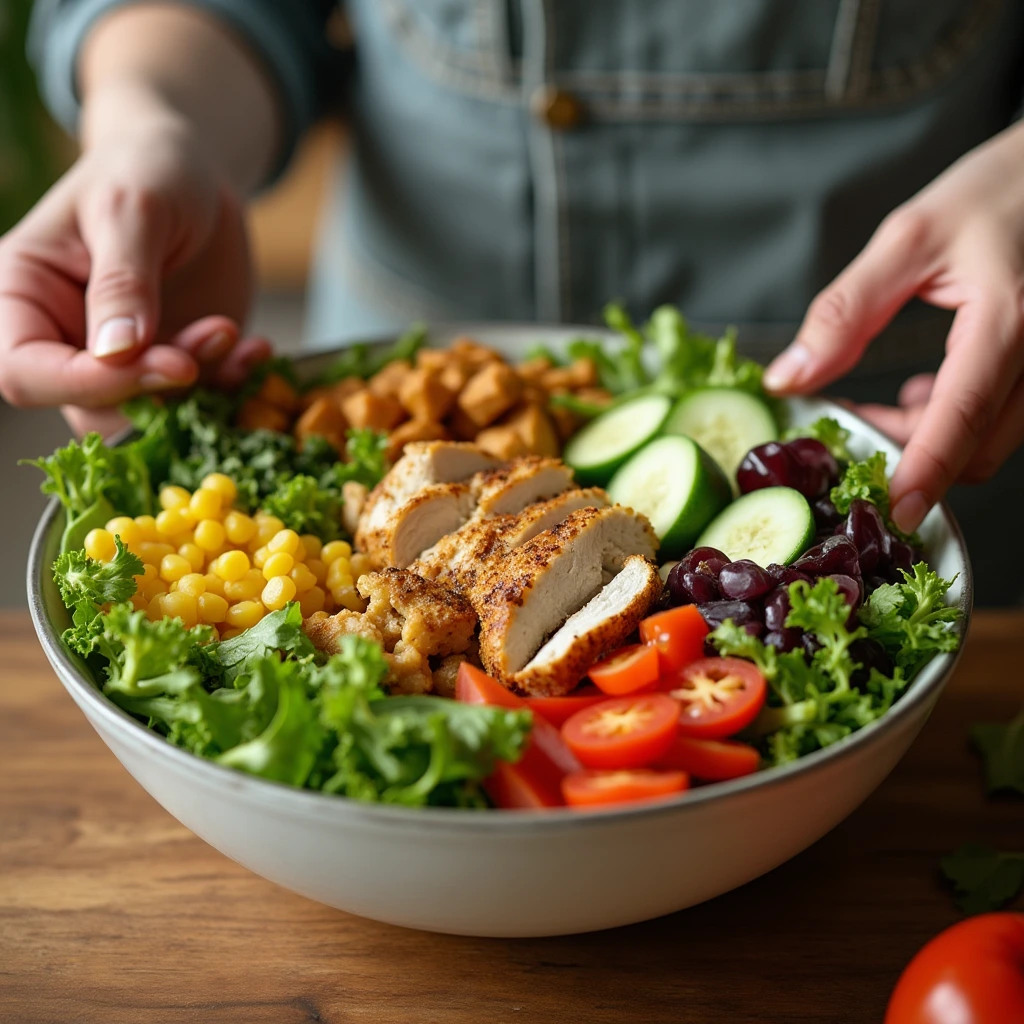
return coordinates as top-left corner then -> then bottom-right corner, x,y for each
608,436 -> 732,559
663,388 -> 777,486
564,394 -> 672,486
695,486 -> 814,567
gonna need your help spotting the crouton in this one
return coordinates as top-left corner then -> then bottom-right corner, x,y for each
237,398 -> 291,433
475,424 -> 529,460
415,348 -> 451,373
451,337 -> 502,371
256,372 -> 300,413
341,389 -> 407,431
386,419 -> 451,461
331,376 -> 365,402
439,359 -> 472,394
575,387 -> 614,408
548,401 -> 581,442
567,358 -> 599,389
446,404 -> 482,441
295,395 -> 347,446
298,385 -> 333,412
515,356 -> 554,384
368,359 -> 412,398
398,367 -> 456,422
504,403 -> 560,457
457,362 -> 523,427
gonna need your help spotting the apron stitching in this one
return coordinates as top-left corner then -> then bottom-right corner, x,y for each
846,0 -> 881,102
825,0 -> 863,102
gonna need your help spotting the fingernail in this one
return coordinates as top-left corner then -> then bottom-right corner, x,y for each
763,344 -> 812,391
197,330 -> 232,362
92,317 -> 139,358
139,372 -> 183,391
891,490 -> 930,534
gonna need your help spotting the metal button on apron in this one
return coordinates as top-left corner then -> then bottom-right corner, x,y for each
530,85 -> 585,130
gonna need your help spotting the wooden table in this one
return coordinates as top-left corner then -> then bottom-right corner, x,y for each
1,609 -> 1020,1024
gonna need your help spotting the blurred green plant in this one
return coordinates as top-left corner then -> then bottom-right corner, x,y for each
0,0 -> 66,234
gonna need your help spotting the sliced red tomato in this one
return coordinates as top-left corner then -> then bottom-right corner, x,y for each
658,734 -> 761,781
524,686 -> 609,728
562,769 -> 690,809
561,693 -> 680,770
639,605 -> 709,674
886,913 -> 1024,1024
456,663 -> 580,808
664,656 -> 766,739
589,644 -> 660,696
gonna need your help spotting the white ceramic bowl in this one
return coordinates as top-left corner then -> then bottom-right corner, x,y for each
27,325 -> 972,937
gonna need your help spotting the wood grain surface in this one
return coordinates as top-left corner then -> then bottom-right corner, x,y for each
1,609 -> 1021,1024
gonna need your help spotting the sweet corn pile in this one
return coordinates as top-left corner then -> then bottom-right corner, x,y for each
82,472 -> 372,641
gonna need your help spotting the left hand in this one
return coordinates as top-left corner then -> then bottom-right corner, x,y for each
763,120 -> 1024,535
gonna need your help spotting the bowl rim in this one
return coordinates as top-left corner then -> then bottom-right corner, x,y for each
27,329 -> 974,834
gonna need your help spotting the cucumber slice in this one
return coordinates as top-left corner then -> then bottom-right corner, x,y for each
663,388 -> 777,485
564,394 -> 672,486
608,436 -> 731,559
696,487 -> 814,566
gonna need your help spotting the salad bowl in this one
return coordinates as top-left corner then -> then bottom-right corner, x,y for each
27,324 -> 972,938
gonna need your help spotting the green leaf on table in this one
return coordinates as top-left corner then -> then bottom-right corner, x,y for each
940,844 -> 1024,914
970,710 -> 1024,796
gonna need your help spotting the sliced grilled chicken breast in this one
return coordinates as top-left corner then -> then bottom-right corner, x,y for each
357,441 -> 500,566
470,457 -> 574,517
511,555 -> 662,695
500,487 -> 610,548
472,505 -> 658,683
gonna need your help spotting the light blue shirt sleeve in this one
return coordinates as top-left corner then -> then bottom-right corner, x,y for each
28,0 -> 341,184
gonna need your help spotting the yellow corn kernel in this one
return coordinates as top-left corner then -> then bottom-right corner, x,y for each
327,559 -> 354,591
305,558 -> 327,586
223,510 -> 257,545
267,528 -> 301,557
146,596 -> 167,622
193,518 -> 226,553
133,563 -> 158,592
262,551 -> 295,580
177,573 -> 207,598
289,563 -> 317,593
321,540 -> 352,565
188,488 -> 222,522
254,514 -> 285,546
225,600 -> 265,629
203,572 -> 226,598
200,472 -> 237,504
197,592 -> 229,624
262,575 -> 297,611
334,586 -> 365,612
251,544 -> 270,569
298,586 -> 326,617
155,507 -> 190,537
160,553 -> 192,582
130,592 -> 148,611
138,576 -> 167,602
178,542 -> 205,573
224,571 -> 264,603
169,580 -> 178,592
133,515 -> 160,542
159,485 -> 192,510
84,528 -> 117,563
299,534 -> 322,560
213,549 -> 250,582
161,591 -> 198,627
220,627 -> 243,641
350,552 -> 373,578
137,542 -> 175,567
105,516 -> 142,550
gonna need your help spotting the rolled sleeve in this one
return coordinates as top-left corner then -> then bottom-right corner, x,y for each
28,0 -> 341,182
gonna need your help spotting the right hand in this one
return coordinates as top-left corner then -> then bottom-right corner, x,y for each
0,114 -> 270,430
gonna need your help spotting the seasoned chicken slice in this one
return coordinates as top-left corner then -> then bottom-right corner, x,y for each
512,556 -> 662,696
303,569 -> 477,695
500,487 -> 610,548
356,441 -> 500,567
472,505 -> 658,684
470,457 -> 574,517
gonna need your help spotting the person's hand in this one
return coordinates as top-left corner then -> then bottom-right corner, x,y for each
0,112 -> 270,433
763,120 -> 1024,534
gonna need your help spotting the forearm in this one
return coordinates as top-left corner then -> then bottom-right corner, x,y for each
78,4 -> 281,194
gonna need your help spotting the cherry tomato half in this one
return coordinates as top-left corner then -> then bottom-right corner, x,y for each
589,644 -> 660,696
639,605 -> 709,673
664,657 -> 766,739
658,734 -> 761,781
561,693 -> 680,770
886,913 -> 1024,1024
456,663 -> 580,808
524,687 -> 609,728
562,769 -> 690,809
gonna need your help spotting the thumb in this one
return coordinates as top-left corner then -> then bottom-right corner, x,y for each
81,191 -> 168,361
763,209 -> 936,394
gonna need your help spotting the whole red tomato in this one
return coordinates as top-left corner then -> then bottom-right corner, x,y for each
886,913 -> 1024,1024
